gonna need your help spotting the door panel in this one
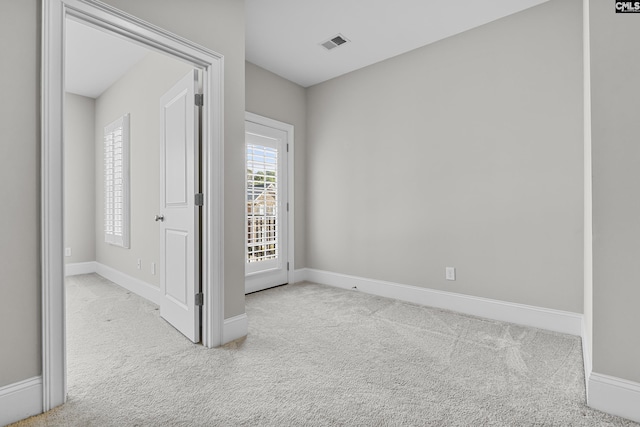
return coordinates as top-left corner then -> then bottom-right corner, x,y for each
159,69 -> 200,342
245,120 -> 288,293
165,230 -> 188,306
165,93 -> 188,205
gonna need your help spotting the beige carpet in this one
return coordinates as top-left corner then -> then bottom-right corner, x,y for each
12,274 -> 637,426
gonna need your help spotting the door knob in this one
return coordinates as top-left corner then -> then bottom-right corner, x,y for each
155,214 -> 165,222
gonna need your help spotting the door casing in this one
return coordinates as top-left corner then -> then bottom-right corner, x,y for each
42,0 -> 225,411
244,112 -> 295,293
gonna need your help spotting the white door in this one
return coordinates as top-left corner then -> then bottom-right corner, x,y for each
245,119 -> 289,293
158,70 -> 201,342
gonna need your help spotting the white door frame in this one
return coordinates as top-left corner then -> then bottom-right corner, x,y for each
245,112 -> 295,289
42,0 -> 225,411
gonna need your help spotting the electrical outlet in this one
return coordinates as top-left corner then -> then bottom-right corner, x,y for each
137,259 -> 141,270
151,262 -> 156,275
445,267 -> 456,281
64,247 -> 72,257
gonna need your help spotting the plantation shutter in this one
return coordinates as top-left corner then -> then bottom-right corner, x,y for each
104,113 -> 130,248
246,142 -> 279,264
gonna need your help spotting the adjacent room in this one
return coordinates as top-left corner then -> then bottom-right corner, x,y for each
1,0 -> 640,425
63,18 -> 202,339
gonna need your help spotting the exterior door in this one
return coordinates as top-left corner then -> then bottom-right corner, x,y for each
245,119 -> 289,293
159,70 -> 201,342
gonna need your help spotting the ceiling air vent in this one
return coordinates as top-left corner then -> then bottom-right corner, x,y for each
321,34 -> 349,51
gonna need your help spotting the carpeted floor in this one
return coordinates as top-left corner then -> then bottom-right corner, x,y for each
12,274 -> 638,426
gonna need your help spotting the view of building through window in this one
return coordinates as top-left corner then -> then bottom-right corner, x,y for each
246,143 -> 278,263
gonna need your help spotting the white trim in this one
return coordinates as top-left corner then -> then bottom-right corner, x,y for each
293,268 -> 308,284
41,0 -> 66,412
65,261 -> 98,276
588,373 -> 640,423
95,263 -> 162,306
0,377 -> 43,426
582,0 -> 594,401
581,317 -> 592,397
287,125 -> 295,284
245,112 -> 295,288
302,268 -> 582,336
222,314 -> 248,344
43,0 -> 226,412
200,28 -> 225,351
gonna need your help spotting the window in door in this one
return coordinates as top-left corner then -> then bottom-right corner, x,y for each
246,143 -> 279,264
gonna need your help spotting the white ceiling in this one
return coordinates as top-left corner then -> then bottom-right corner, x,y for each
65,19 -> 148,98
66,0 -> 550,97
246,0 -> 550,87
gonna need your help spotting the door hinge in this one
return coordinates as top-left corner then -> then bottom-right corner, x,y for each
287,262 -> 290,271
195,193 -> 204,206
195,292 -> 204,306
195,94 -> 204,107
286,202 -> 289,212
286,143 -> 289,153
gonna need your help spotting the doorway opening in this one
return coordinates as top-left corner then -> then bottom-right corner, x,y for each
64,19 -> 203,342
244,113 -> 295,294
42,0 -> 224,411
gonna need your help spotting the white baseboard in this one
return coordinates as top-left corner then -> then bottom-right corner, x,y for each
300,268 -> 582,336
293,268 -> 307,284
588,373 -> 640,423
0,376 -> 43,426
65,261 -> 97,276
222,313 -> 248,344
95,263 -> 162,306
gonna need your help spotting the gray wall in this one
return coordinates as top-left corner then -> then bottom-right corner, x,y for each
306,0 -> 584,312
0,0 -> 40,388
64,93 -> 96,264
590,0 -> 640,383
94,52 -> 192,286
101,0 -> 247,319
245,61 -> 307,269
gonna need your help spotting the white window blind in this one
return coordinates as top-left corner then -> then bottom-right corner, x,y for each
246,143 -> 278,263
104,114 -> 130,248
